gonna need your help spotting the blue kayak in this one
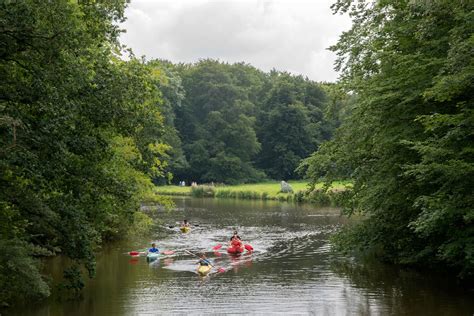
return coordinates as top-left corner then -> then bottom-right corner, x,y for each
146,252 -> 160,261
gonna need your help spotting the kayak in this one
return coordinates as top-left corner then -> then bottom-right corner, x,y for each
197,265 -> 212,275
146,252 -> 160,261
227,246 -> 244,254
180,226 -> 191,233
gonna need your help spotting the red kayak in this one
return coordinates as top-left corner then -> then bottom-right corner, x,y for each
227,240 -> 254,254
227,246 -> 244,254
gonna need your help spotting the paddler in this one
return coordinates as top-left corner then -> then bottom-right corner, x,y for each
228,230 -> 244,252
147,242 -> 159,254
197,253 -> 211,267
229,230 -> 242,245
181,219 -> 190,227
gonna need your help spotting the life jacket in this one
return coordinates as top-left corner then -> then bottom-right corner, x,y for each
199,259 -> 210,266
149,247 -> 159,253
231,239 -> 242,248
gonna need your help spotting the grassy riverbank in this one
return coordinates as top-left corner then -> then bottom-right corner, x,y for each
155,181 -> 351,205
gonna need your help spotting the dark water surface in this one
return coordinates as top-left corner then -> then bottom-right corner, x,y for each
9,197 -> 474,315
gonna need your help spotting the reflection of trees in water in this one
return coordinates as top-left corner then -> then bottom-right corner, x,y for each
330,259 -> 474,315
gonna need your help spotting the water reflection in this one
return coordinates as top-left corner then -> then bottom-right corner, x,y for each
8,197 -> 474,316
331,259 -> 474,315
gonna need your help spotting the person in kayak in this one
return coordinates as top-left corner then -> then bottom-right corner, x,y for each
228,230 -> 244,252
197,253 -> 211,267
147,243 -> 159,254
196,253 -> 213,275
229,230 -> 241,243
181,219 -> 190,227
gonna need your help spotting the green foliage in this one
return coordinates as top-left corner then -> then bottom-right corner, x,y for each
61,265 -> 85,298
257,73 -> 329,179
127,212 -> 154,237
304,0 -> 474,278
0,239 -> 50,307
173,60 -> 265,184
158,181 -> 346,205
147,60 -> 189,184
0,0 -> 172,306
157,60 -> 341,184
190,185 -> 216,198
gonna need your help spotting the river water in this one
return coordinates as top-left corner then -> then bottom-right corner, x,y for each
9,197 -> 474,315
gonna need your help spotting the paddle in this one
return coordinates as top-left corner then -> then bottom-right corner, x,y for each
129,249 -> 175,256
212,244 -> 223,251
185,250 -> 225,273
212,243 -> 253,252
129,248 -> 147,256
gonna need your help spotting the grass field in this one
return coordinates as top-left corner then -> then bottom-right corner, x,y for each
155,180 -> 350,199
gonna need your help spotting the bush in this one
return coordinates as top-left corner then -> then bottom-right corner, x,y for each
191,185 -> 215,198
127,212 -> 153,236
293,190 -> 306,202
330,190 -> 352,207
237,191 -> 260,199
215,190 -> 233,198
307,189 -> 332,205
0,239 -> 50,307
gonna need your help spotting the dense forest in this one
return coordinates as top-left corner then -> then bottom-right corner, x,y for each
302,0 -> 473,279
151,59 -> 340,184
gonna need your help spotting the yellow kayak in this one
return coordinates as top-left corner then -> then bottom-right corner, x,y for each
180,226 -> 191,233
197,265 -> 211,275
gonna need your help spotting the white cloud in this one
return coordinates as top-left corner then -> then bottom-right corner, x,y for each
120,0 -> 352,82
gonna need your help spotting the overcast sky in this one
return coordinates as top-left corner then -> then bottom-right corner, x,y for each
119,0 -> 352,82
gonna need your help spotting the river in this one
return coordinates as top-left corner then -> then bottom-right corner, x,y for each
9,197 -> 474,315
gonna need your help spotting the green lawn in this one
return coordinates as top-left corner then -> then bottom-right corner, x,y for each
155,180 -> 350,199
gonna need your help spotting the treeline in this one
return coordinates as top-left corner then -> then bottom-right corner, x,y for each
302,1 -> 473,279
0,1 -> 173,306
150,60 -> 347,184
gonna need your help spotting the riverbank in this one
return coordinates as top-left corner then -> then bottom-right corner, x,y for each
155,181 -> 351,206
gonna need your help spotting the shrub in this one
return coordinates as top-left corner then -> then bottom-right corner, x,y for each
0,239 -> 50,307
191,185 -> 215,198
127,212 -> 153,236
307,189 -> 331,205
293,190 -> 306,202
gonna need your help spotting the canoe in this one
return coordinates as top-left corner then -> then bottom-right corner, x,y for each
197,265 -> 212,275
180,226 -> 191,233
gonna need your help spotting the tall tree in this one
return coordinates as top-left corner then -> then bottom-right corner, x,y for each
0,0 -> 169,305
257,73 -> 328,179
302,0 -> 473,278
175,60 -> 265,184
148,60 -> 188,184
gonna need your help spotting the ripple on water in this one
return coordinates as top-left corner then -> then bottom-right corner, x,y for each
14,198 -> 473,316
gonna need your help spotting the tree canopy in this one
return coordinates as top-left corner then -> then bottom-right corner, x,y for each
1,0 -> 171,305
159,60 -> 337,184
302,0 -> 473,278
